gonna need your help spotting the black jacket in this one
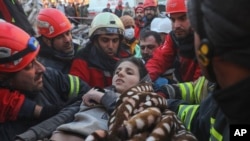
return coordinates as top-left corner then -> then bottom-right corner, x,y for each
37,37 -> 79,73
0,67 -> 90,141
168,76 -> 250,141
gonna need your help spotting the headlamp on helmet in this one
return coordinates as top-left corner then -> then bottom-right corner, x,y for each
0,37 -> 39,64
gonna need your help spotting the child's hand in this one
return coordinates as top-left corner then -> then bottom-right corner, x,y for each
82,88 -> 105,106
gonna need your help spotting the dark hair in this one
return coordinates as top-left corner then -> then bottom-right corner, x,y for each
114,57 -> 148,81
0,72 -> 16,88
139,30 -> 162,45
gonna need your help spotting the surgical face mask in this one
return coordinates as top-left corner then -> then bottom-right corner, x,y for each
124,27 -> 135,40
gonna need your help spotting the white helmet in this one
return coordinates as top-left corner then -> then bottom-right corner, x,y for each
89,12 -> 124,39
150,17 -> 172,34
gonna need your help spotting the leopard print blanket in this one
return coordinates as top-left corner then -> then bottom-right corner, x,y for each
85,83 -> 197,141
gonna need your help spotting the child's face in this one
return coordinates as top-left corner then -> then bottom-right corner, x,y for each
112,61 -> 140,93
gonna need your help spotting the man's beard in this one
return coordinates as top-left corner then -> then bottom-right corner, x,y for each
146,14 -> 154,21
174,27 -> 192,39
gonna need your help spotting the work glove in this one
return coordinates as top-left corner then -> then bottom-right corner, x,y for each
153,77 -> 169,91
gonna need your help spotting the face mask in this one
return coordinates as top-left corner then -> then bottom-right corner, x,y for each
124,27 -> 135,40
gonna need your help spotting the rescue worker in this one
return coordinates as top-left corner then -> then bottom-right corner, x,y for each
146,0 -> 201,83
36,8 -> 78,73
120,15 -> 142,58
167,0 -> 250,140
158,76 -> 215,103
141,0 -> 158,33
0,21 -> 90,141
139,30 -> 162,62
69,12 -> 131,88
139,30 -> 175,89
134,3 -> 144,39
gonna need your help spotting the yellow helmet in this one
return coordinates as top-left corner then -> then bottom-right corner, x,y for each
89,12 -> 125,39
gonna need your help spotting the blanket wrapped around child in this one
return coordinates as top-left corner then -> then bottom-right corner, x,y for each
86,83 -> 197,141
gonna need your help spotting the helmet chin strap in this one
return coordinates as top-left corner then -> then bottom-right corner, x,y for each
205,59 -> 217,83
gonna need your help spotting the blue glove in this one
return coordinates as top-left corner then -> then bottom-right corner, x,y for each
153,77 -> 169,91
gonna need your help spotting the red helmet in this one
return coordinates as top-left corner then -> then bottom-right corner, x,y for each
166,0 -> 187,14
36,8 -> 72,38
135,3 -> 144,12
143,0 -> 158,8
0,22 -> 40,72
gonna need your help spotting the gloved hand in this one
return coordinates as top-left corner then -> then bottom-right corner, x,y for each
153,77 -> 169,91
